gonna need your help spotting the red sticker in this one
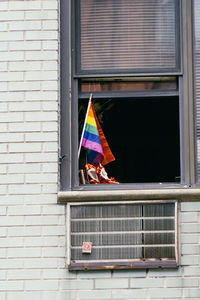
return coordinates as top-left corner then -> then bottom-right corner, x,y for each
82,242 -> 92,253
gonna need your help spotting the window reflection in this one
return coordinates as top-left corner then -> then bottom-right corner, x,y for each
81,77 -> 177,92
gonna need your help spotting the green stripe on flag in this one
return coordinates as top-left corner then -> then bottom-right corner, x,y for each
85,123 -> 99,135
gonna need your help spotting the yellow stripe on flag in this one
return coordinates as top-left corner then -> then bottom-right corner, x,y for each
87,115 -> 97,127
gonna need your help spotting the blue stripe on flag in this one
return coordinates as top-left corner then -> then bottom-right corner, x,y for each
83,131 -> 101,144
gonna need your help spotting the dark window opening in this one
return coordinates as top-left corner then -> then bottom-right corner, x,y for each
79,96 -> 180,183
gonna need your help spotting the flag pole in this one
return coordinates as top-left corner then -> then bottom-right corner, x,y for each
78,93 -> 93,158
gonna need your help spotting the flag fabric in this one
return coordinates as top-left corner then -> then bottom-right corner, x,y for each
93,107 -> 115,165
81,102 -> 115,166
81,102 -> 104,165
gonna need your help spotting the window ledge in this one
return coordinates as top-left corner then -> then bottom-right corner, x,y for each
58,188 -> 200,203
69,260 -> 178,271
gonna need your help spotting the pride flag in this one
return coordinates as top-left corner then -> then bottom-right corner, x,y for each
81,101 -> 115,166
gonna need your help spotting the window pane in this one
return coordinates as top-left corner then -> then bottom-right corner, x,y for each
81,77 -> 178,93
79,0 -> 179,73
194,0 -> 200,181
79,98 -> 180,183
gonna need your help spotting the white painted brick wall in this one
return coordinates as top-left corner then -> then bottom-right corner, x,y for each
1,1 -> 200,300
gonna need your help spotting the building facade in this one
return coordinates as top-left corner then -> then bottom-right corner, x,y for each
1,0 -> 200,299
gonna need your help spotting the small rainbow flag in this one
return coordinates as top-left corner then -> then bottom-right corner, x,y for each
80,101 -> 115,166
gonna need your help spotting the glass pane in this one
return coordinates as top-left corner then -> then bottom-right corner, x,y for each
81,77 -> 177,93
79,0 -> 179,73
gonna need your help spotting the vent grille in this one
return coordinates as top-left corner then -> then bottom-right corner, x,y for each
68,201 -> 178,270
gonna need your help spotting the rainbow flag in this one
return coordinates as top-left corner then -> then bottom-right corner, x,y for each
81,102 -> 115,166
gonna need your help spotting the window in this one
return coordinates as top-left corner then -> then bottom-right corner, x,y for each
60,0 -> 200,191
76,0 -> 181,187
59,0 -> 200,271
59,0 -> 197,271
67,200 -> 178,270
78,85 -> 180,184
77,0 -> 180,74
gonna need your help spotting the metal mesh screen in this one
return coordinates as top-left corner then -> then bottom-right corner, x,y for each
69,202 -> 177,264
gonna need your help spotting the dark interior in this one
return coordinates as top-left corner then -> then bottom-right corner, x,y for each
79,97 -> 180,183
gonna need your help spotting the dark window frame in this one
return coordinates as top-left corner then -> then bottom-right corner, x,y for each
60,0 -> 197,192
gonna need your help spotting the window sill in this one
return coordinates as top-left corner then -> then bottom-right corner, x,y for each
58,188 -> 200,203
69,259 -> 178,271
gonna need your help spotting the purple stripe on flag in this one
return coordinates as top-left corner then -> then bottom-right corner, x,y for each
91,152 -> 103,166
82,138 -> 103,155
